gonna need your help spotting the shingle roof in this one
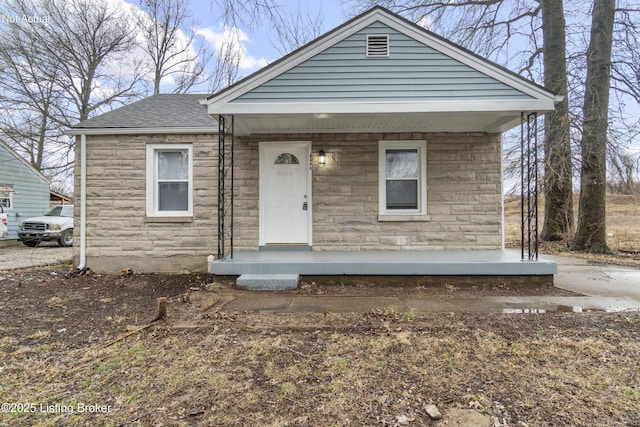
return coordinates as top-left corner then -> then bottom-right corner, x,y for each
71,94 -> 217,130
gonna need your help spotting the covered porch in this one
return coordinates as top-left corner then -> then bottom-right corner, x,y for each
208,249 -> 557,285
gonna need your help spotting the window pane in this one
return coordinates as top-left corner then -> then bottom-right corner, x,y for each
0,194 -> 10,209
275,153 -> 299,165
159,182 -> 188,211
158,151 -> 188,180
386,149 -> 418,178
386,180 -> 418,209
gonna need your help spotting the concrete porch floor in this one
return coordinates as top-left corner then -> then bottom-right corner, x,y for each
208,249 -> 557,277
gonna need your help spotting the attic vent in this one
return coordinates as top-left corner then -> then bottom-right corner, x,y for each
366,35 -> 389,57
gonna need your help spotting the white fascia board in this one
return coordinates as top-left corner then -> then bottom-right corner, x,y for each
211,99 -> 556,115
65,127 -> 217,136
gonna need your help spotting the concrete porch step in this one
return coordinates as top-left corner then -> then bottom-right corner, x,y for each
236,274 -> 300,291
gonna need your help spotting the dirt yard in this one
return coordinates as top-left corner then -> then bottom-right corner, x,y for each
1,265 -> 639,426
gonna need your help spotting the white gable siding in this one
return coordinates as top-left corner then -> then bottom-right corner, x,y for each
233,21 -> 532,103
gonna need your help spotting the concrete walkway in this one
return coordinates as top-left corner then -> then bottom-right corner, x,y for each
222,254 -> 640,314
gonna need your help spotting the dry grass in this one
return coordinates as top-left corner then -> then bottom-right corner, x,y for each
505,193 -> 640,267
1,311 -> 640,426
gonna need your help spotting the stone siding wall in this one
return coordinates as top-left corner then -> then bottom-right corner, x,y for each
235,132 -> 503,251
74,134 -> 217,273
75,132 -> 502,273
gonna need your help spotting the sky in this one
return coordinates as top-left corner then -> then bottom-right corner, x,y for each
174,0 -> 349,89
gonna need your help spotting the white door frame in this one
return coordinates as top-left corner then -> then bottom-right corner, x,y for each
259,141 -> 312,247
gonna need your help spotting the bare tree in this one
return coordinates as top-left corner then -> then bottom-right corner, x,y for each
213,0 -> 280,30
207,30 -> 243,93
135,0 -> 212,94
0,28 -> 65,173
269,7 -> 326,55
539,0 -> 574,241
0,0 -> 143,185
572,0 -> 616,253
214,0 -> 328,55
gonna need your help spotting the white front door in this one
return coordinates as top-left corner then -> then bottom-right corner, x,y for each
260,142 -> 311,246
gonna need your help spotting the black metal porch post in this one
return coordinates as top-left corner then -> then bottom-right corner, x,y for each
521,112 -> 539,261
217,115 -> 235,259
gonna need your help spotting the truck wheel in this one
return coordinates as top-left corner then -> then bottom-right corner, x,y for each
59,229 -> 73,247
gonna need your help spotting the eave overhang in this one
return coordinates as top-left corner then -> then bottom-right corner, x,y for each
65,127 -> 218,136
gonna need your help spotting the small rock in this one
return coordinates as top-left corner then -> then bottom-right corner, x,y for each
395,414 -> 410,425
425,404 -> 442,420
478,396 -> 492,408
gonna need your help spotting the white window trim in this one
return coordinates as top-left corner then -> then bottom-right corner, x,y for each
146,144 -> 193,217
378,140 -> 429,221
0,186 -> 14,211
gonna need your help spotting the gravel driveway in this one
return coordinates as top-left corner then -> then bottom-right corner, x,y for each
0,243 -> 73,271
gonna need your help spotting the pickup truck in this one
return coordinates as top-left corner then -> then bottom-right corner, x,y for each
0,206 -> 7,239
18,205 -> 74,247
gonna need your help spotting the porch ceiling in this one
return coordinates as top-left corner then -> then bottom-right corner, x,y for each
230,111 -> 522,136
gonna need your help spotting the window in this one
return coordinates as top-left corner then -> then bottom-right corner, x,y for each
275,153 -> 299,165
146,144 -> 192,217
0,185 -> 13,210
378,141 -> 427,219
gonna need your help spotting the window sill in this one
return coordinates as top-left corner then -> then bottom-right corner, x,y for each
378,214 -> 431,222
144,216 -> 193,223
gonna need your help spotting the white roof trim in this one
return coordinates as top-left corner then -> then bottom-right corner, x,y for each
213,99 -> 555,115
206,8 -> 557,112
66,127 -> 218,136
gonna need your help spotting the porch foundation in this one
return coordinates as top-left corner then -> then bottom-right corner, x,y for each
209,249 -> 557,286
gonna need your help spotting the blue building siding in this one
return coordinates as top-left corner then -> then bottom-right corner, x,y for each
0,143 -> 50,240
233,21 -> 532,103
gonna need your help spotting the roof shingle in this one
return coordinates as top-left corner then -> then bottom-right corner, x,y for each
72,94 -> 217,130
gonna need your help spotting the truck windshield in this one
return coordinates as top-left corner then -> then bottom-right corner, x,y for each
45,206 -> 73,217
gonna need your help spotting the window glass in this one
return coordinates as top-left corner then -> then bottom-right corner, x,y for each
159,182 -> 189,211
0,185 -> 12,210
275,153 -> 299,165
158,151 -> 189,180
378,141 -> 426,216
386,180 -> 418,209
146,144 -> 192,216
158,150 -> 189,211
0,193 -> 10,209
386,149 -> 418,178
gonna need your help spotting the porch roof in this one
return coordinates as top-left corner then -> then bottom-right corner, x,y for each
205,7 -> 560,136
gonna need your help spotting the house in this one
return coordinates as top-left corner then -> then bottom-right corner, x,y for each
0,140 -> 51,241
50,190 -> 72,208
68,7 -> 558,286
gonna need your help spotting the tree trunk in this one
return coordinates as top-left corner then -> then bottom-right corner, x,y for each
540,0 -> 574,241
572,0 -> 615,253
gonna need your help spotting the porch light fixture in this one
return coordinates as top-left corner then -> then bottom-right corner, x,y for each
318,149 -> 326,165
